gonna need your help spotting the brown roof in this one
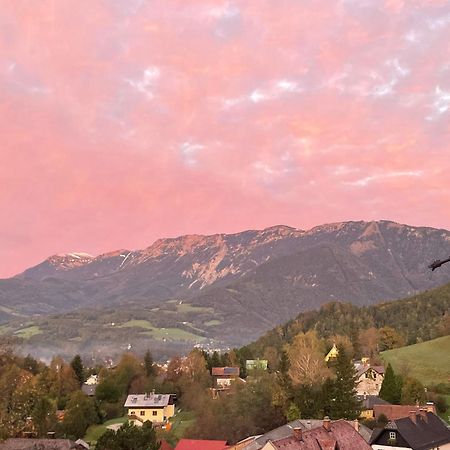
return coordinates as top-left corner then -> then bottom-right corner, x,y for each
0,439 -> 79,450
211,367 -> 240,377
373,404 -> 436,420
267,420 -> 371,450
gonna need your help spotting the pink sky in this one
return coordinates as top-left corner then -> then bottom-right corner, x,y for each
1,0 -> 450,277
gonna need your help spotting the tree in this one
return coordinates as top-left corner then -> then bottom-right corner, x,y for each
32,397 -> 57,437
70,355 -> 84,387
401,377 -> 426,405
62,391 -> 99,438
144,350 -> 156,378
379,363 -> 401,404
378,327 -> 406,351
22,354 -> 40,375
358,327 -> 380,357
184,349 -> 210,385
286,331 -> 330,386
328,346 -> 360,419
96,421 -> 160,450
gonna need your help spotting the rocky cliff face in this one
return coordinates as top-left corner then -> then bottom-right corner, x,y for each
3,220 -> 450,324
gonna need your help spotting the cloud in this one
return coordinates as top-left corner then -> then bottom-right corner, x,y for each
1,0 -> 450,276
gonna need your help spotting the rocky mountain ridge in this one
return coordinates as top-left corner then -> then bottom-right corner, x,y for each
2,220 -> 450,333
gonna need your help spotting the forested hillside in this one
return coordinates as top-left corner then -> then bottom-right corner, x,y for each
246,281 -> 450,357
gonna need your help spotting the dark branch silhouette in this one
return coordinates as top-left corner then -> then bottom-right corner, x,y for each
428,257 -> 450,271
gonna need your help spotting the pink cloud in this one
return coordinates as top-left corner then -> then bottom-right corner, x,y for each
1,0 -> 450,277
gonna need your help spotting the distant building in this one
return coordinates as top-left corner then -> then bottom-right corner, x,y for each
373,403 -> 437,422
357,395 -> 391,420
259,418 -> 371,450
84,374 -> 98,385
124,393 -> 175,426
325,343 -> 339,362
246,359 -> 268,371
211,367 -> 240,390
355,362 -> 385,396
370,410 -> 450,449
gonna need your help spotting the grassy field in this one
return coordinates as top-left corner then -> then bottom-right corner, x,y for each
118,319 -> 206,342
381,335 -> 450,385
84,416 -> 128,447
14,325 -> 42,339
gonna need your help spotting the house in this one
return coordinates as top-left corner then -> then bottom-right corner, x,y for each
246,359 -> 268,371
81,383 -> 96,397
124,392 -> 175,426
212,367 -> 240,390
82,374 -> 98,396
373,403 -> 437,421
228,419 -> 372,449
325,343 -> 339,362
370,410 -> 450,449
174,439 -> 228,450
84,374 -> 98,385
0,439 -> 88,449
260,418 -> 371,449
355,363 -> 385,396
357,395 -> 391,420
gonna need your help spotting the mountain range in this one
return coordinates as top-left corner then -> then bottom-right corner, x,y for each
1,220 -> 450,359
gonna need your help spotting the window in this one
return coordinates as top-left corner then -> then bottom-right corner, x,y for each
389,431 -> 396,440
140,411 -> 145,416
152,411 -> 157,416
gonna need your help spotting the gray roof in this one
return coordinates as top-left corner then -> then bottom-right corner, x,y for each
357,395 -> 391,410
0,439 -> 79,450
124,393 -> 172,408
81,383 -> 96,396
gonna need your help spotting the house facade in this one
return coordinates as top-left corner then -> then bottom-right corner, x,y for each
124,393 -> 175,426
370,410 -> 450,449
355,363 -> 385,396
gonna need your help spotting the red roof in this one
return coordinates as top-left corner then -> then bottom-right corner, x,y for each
174,439 -> 227,450
269,420 -> 371,450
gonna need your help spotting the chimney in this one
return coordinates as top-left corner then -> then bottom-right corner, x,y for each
409,410 -> 417,424
323,416 -> 331,432
426,402 -> 435,413
352,419 -> 360,432
293,427 -> 303,441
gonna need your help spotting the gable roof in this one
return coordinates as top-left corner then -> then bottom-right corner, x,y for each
267,420 -> 371,450
240,419 -> 372,450
373,403 -> 436,420
0,439 -> 79,450
356,395 -> 390,410
370,411 -> 450,450
124,393 -> 173,408
175,439 -> 227,450
355,365 -> 385,378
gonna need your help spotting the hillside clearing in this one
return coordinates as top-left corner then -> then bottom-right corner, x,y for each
381,335 -> 450,385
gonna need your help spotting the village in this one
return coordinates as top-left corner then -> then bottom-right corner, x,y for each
0,340 -> 449,450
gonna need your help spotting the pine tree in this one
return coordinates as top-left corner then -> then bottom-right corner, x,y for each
379,363 -> 401,404
144,350 -> 155,377
329,346 -> 360,419
70,355 -> 84,387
